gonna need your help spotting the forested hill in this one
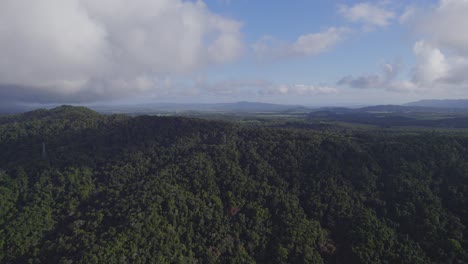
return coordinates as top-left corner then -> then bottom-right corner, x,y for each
1,106 -> 467,263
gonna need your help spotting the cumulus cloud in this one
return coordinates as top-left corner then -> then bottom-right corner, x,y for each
339,2 -> 395,28
338,41 -> 467,93
341,0 -> 468,94
412,40 -> 449,84
253,27 -> 350,60
417,0 -> 468,55
337,63 -> 412,91
0,0 -> 244,103
409,0 -> 468,89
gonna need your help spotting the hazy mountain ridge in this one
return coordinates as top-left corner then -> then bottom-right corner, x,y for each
405,99 -> 468,109
2,99 -> 468,115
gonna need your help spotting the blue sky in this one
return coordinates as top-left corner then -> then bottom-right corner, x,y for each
194,0 -> 426,105
1,0 -> 468,106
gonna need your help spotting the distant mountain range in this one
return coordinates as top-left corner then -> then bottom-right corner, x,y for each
2,99 -> 468,115
84,99 -> 468,114
321,99 -> 468,114
404,99 -> 468,108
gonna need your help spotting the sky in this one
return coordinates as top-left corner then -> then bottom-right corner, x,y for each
1,0 -> 468,106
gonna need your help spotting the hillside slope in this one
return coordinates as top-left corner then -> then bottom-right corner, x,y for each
0,106 -> 467,263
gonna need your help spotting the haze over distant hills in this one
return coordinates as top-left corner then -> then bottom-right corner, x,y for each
91,101 -> 309,114
2,99 -> 468,115
405,99 -> 468,109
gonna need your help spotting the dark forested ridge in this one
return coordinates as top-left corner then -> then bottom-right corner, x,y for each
0,106 -> 467,263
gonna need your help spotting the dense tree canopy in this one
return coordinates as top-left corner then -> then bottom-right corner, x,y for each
0,106 -> 467,263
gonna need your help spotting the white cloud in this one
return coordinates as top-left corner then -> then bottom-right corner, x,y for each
253,27 -> 350,60
412,40 -> 449,84
340,0 -> 468,95
0,0 -> 244,103
338,41 -> 466,93
339,2 -> 395,27
417,0 -> 468,55
408,0 -> 468,90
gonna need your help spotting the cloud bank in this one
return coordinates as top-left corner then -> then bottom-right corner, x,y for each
196,79 -> 337,97
0,0 -> 243,103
